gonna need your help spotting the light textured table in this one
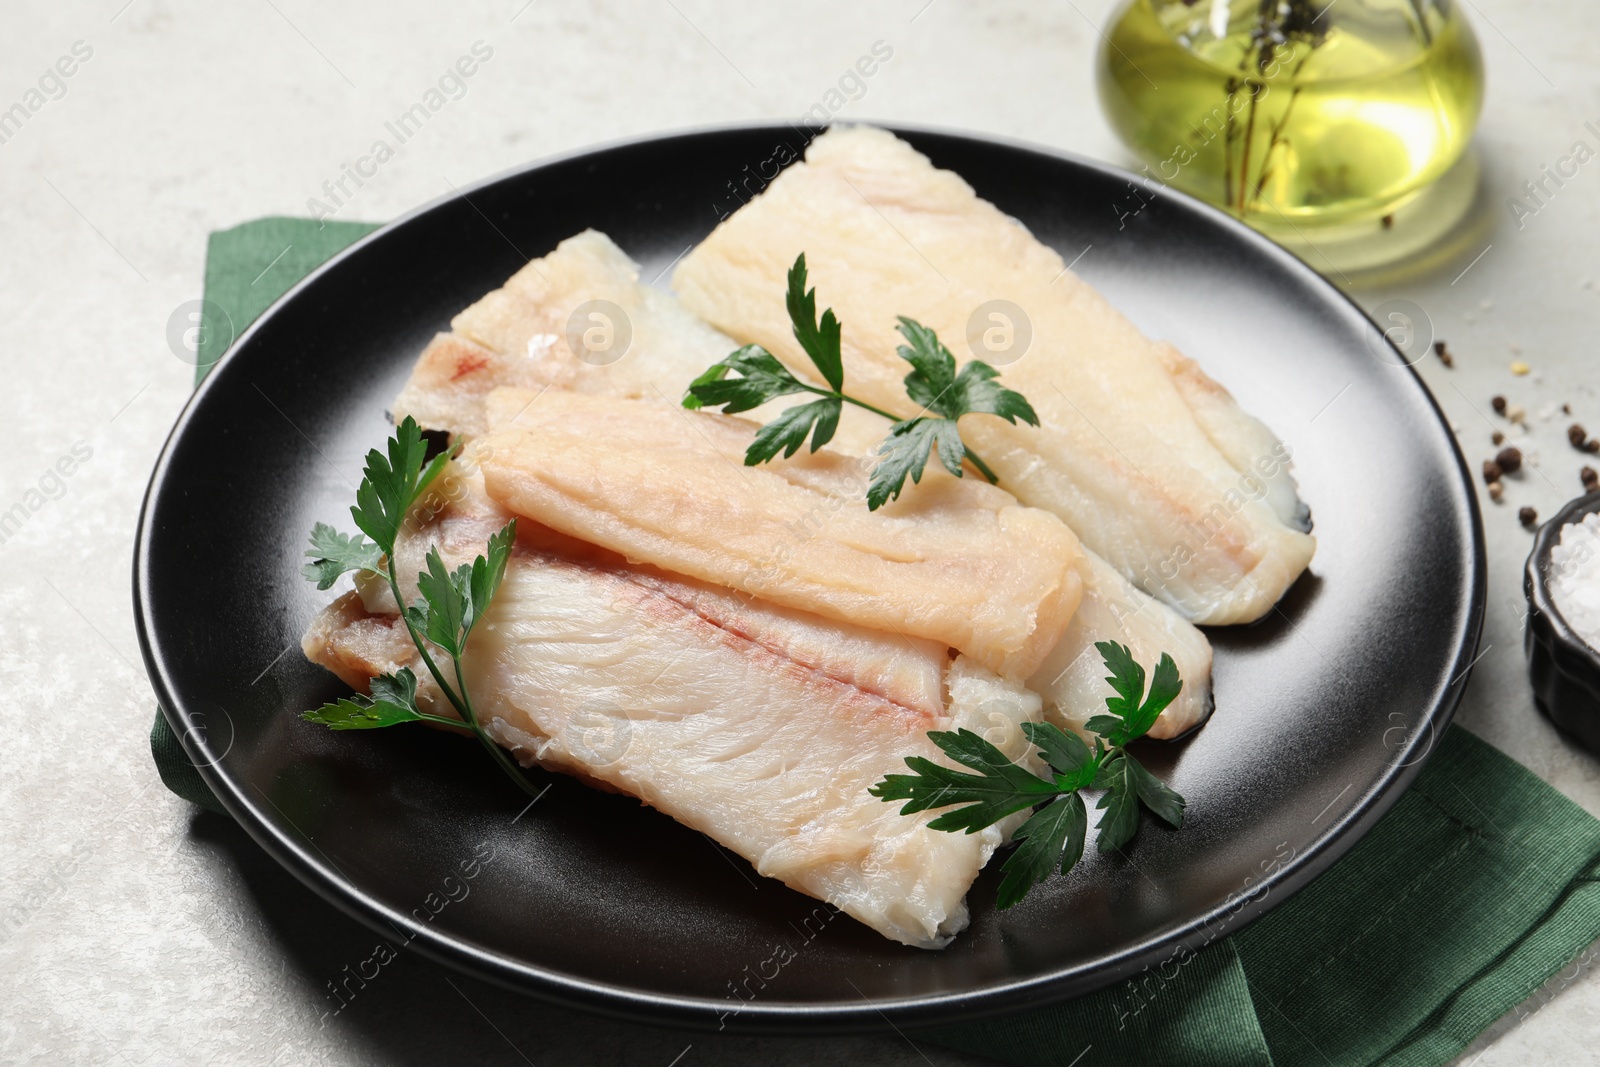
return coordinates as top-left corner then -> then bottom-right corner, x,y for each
3,1 -> 1597,1063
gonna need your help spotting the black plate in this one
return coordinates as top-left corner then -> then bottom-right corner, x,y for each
134,124 -> 1485,1033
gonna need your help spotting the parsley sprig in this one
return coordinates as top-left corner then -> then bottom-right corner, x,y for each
683,254 -> 1039,510
870,642 -> 1186,908
300,417 -> 541,799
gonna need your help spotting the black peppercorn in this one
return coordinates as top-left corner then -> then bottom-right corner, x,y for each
1519,506 -> 1538,529
1491,395 -> 1507,415
1495,446 -> 1523,474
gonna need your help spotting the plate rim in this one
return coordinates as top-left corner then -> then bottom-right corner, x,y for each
133,119 -> 1488,1034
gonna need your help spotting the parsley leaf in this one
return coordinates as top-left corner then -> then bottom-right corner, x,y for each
1128,751 -> 1186,828
1092,751 -> 1143,852
303,696 -> 423,730
302,522 -> 384,589
863,316 -> 1045,508
1091,749 -> 1185,851
683,255 -> 1041,510
1083,642 -> 1181,746
370,668 -> 421,711
1022,721 -> 1099,792
746,396 -> 844,464
785,253 -> 845,392
866,418 -> 966,509
998,792 -> 1087,909
350,416 -> 453,554
896,316 -> 1040,426
870,728 -> 1060,832
408,521 -> 517,659
303,668 -> 454,730
871,646 -> 1187,907
682,345 -> 810,413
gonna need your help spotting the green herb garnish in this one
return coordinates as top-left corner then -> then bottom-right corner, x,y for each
683,254 -> 1039,510
870,642 -> 1186,908
300,417 -> 540,799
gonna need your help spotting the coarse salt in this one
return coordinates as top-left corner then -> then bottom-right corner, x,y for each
1549,512 -> 1600,651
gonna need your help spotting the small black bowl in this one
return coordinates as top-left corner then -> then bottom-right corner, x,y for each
1525,491 -> 1600,753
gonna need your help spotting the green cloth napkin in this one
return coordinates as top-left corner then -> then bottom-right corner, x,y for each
152,218 -> 1600,1067
191,217 -> 382,385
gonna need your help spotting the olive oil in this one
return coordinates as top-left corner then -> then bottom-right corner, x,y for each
1098,0 -> 1483,258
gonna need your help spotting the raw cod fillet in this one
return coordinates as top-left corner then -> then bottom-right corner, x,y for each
387,225 -> 1216,736
476,388 -> 1083,680
672,125 -> 1316,625
302,461 -> 1043,948
392,228 -> 892,451
392,229 -> 728,438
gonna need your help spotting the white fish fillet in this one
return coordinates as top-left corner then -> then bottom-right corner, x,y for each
1155,342 -> 1308,531
476,388 -> 1083,680
392,228 -> 890,450
302,464 -> 1043,948
673,125 -> 1316,625
386,226 -> 1215,735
